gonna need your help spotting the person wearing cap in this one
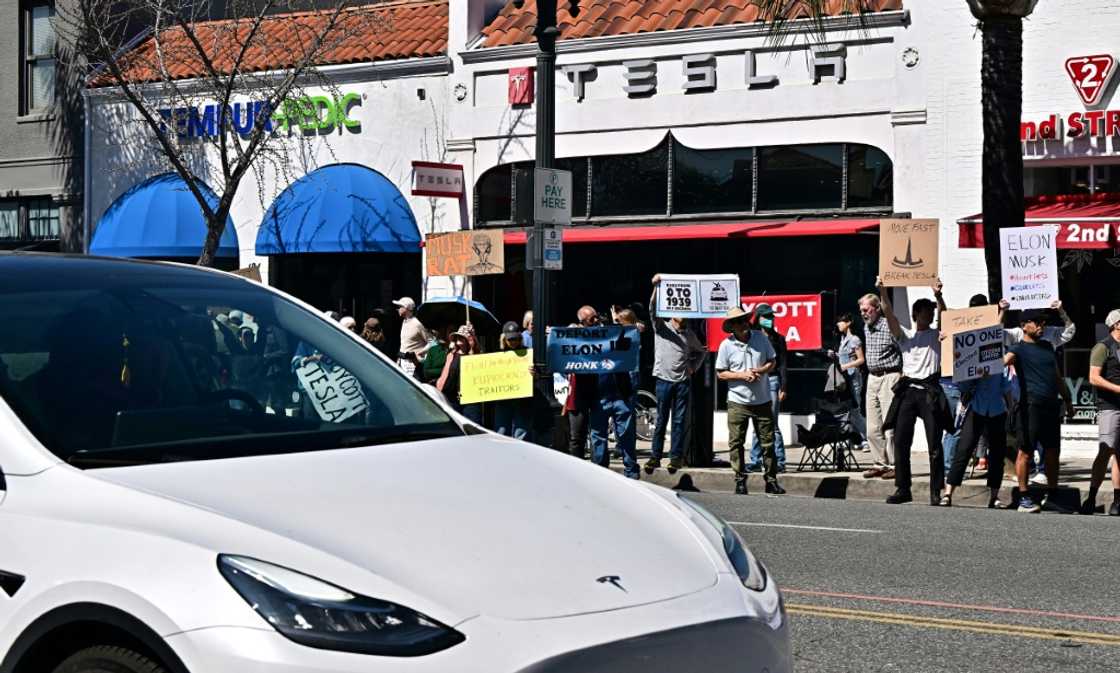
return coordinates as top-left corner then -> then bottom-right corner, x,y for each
1081,308 -> 1120,516
435,325 -> 476,419
877,277 -> 953,506
339,316 -> 357,333
644,275 -> 708,475
998,299 -> 1077,349
716,307 -> 783,496
748,303 -> 789,474
1005,308 -> 1075,513
493,321 -> 532,441
394,297 -> 428,375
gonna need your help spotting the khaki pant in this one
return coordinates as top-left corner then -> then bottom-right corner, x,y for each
866,372 -> 899,468
728,401 -> 777,483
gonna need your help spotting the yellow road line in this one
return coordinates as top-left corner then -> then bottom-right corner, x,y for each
786,603 -> 1120,646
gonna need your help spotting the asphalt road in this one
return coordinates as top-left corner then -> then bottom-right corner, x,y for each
688,492 -> 1120,673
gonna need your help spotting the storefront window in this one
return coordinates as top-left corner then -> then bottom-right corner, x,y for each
28,198 -> 59,239
0,203 -> 19,240
672,142 -> 753,214
847,145 -> 892,208
476,164 -> 512,222
757,144 -> 843,211
591,141 -> 668,217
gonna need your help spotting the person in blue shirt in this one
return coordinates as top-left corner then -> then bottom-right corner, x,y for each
941,369 -> 1013,508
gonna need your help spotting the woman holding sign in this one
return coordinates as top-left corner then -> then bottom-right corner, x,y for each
941,368 -> 1013,508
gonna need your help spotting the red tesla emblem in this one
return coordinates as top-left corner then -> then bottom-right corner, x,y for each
1065,54 -> 1116,107
508,67 -> 534,106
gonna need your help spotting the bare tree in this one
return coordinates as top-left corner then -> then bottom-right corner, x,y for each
57,0 -> 387,266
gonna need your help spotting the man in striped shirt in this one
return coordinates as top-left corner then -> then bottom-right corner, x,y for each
860,293 -> 902,479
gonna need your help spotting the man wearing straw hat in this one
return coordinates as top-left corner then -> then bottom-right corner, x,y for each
716,306 -> 784,496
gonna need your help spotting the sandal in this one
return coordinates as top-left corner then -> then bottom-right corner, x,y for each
939,494 -> 952,507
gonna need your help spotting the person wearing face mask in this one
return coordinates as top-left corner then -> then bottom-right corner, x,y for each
746,303 -> 789,473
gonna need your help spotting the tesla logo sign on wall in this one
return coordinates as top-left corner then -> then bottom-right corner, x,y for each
509,67 -> 534,106
1065,55 -> 1116,107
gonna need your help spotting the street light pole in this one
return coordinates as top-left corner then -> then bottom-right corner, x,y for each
530,0 -> 558,377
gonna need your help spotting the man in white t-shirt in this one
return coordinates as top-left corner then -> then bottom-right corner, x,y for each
878,278 -> 952,506
394,297 -> 429,376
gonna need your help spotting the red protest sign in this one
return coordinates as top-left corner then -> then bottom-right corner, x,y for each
706,294 -> 823,352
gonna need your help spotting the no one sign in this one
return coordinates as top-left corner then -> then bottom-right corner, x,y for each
952,325 -> 1005,382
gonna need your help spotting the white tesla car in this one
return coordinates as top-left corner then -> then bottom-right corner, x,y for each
0,254 -> 789,673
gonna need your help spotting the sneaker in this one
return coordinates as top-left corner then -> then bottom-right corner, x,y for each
863,467 -> 886,479
1110,501 -> 1120,517
666,458 -> 683,475
860,442 -> 871,453
734,479 -> 748,495
746,464 -> 762,473
1040,493 -> 1071,514
1079,496 -> 1097,516
880,468 -> 896,480
988,497 -> 1004,509
1029,471 -> 1048,486
765,481 -> 786,496
886,489 -> 912,505
1018,496 -> 1041,513
643,458 -> 661,475
976,457 -> 989,471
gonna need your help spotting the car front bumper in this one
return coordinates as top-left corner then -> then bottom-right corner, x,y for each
165,575 -> 790,673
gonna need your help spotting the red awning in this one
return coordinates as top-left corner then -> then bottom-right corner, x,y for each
744,219 -> 880,238
502,221 -> 782,245
958,193 -> 1120,249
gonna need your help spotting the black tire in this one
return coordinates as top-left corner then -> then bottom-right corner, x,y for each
51,645 -> 168,673
634,389 -> 658,443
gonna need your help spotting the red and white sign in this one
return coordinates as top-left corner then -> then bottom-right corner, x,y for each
509,67 -> 534,106
1053,221 -> 1117,249
1065,54 -> 1116,107
411,161 -> 464,198
706,294 -> 823,352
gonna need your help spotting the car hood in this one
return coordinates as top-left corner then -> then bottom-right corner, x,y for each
92,435 -> 718,620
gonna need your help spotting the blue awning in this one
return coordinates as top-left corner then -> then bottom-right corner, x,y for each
255,163 -> 421,255
91,173 -> 239,259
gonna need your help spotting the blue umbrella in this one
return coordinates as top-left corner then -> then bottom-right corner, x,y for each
417,296 -> 500,336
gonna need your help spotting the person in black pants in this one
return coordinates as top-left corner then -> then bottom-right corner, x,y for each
941,371 -> 1013,508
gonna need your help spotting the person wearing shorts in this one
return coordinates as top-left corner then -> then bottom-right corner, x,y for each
1081,309 -> 1120,516
1005,309 -> 1074,513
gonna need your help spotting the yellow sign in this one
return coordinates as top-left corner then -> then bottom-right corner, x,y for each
460,349 -> 533,404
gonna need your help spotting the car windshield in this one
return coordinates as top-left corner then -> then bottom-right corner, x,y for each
0,259 -> 461,468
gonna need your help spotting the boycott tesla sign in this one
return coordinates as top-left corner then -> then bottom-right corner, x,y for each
706,294 -> 823,352
157,93 -> 362,140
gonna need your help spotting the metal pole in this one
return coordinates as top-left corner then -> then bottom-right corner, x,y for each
531,0 -> 557,373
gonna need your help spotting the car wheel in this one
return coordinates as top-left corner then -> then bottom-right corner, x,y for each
51,645 -> 168,673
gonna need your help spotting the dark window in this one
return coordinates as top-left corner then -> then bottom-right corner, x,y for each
591,140 -> 668,217
28,198 -> 59,239
757,144 -> 843,211
556,157 -> 588,218
847,145 -> 893,208
0,203 -> 20,241
476,164 -> 512,223
672,141 -> 753,214
21,1 -> 55,114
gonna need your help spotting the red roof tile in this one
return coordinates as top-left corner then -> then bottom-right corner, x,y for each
481,0 -> 903,47
95,0 -> 447,86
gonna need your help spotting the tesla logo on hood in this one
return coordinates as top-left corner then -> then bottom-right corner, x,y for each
596,575 -> 627,592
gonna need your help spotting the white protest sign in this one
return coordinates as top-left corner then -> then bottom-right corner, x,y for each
952,325 -> 1005,382
1000,226 -> 1059,309
656,274 -> 740,318
295,356 -> 370,423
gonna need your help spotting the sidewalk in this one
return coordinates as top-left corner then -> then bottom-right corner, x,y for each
616,438 -> 1108,510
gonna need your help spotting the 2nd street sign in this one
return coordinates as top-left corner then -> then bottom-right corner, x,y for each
534,168 -> 572,225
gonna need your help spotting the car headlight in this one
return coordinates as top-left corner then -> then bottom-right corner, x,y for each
218,555 -> 465,656
677,496 -> 768,592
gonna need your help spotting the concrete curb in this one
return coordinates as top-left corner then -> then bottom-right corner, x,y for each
616,466 -> 1087,510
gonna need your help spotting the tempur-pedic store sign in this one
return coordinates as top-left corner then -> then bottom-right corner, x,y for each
157,92 -> 363,139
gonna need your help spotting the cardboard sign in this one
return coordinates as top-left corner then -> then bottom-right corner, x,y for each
1000,226 -> 1059,309
879,218 -> 939,287
295,356 -> 370,423
939,305 -> 1001,376
460,349 -> 533,404
547,326 -> 640,374
655,274 -> 740,318
952,325 -> 1005,382
230,264 -> 262,282
705,294 -> 823,352
426,230 -> 504,277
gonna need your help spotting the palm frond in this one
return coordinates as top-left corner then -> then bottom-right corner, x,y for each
751,0 -> 879,47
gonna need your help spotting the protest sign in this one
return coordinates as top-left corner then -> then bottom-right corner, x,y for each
952,325 -> 1005,382
655,274 -> 740,318
426,230 -> 504,277
705,294 -> 823,352
295,356 -> 369,423
879,218 -> 939,287
547,326 -> 640,374
230,264 -> 262,282
460,349 -> 533,404
939,305 -> 1001,376
999,226 -> 1059,309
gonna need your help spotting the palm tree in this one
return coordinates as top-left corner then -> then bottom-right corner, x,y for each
756,0 -> 1038,301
